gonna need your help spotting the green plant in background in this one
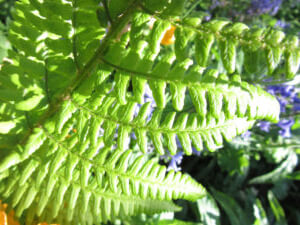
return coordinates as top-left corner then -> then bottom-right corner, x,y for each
0,22 -> 10,63
0,0 -> 299,225
0,0 -> 14,63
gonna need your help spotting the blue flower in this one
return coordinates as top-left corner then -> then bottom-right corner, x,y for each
257,121 -> 271,132
277,119 -> 294,138
278,97 -> 288,113
167,151 -> 184,172
280,85 -> 296,98
210,0 -> 227,10
134,84 -> 156,121
293,104 -> 300,111
292,96 -> 300,103
176,135 -> 201,156
293,96 -> 300,111
278,129 -> 292,138
266,85 -> 281,95
275,20 -> 290,29
266,85 -> 296,98
260,83 -> 299,138
192,147 -> 202,156
241,130 -> 252,139
266,84 -> 299,114
204,13 -> 211,22
249,0 -> 282,15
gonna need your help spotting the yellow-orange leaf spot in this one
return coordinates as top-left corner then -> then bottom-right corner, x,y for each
0,201 -> 20,225
1,201 -> 59,225
161,25 -> 176,45
0,210 -> 7,225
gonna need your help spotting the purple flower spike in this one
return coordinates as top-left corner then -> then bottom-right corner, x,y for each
257,121 -> 271,132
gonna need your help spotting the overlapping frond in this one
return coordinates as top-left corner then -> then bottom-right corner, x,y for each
0,128 -> 205,224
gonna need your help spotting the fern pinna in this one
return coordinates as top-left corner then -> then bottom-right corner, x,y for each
0,0 -> 298,224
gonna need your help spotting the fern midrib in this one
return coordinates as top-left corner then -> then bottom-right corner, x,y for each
94,57 -> 254,106
10,167 -> 181,213
41,127 -> 201,196
73,99 -> 253,134
48,173 -> 182,212
71,0 -> 80,70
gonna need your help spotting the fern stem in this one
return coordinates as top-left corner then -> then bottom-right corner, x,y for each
72,0 -> 80,70
25,112 -> 32,129
102,0 -> 113,25
183,0 -> 202,18
98,56 -> 205,86
44,59 -> 50,104
71,1 -> 139,91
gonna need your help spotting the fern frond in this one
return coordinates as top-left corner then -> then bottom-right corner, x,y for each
135,8 -> 300,78
70,93 -> 257,155
100,41 -> 280,117
0,0 -> 287,224
0,140 -> 205,224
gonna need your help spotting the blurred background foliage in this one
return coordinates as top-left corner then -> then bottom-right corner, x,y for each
170,1 -> 300,225
0,0 -> 300,225
0,0 -> 14,63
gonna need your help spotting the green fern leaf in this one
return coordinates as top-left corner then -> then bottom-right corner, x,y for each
0,143 -> 205,224
137,8 -> 300,77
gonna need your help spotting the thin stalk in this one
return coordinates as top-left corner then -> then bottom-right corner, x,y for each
183,0 -> 202,18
